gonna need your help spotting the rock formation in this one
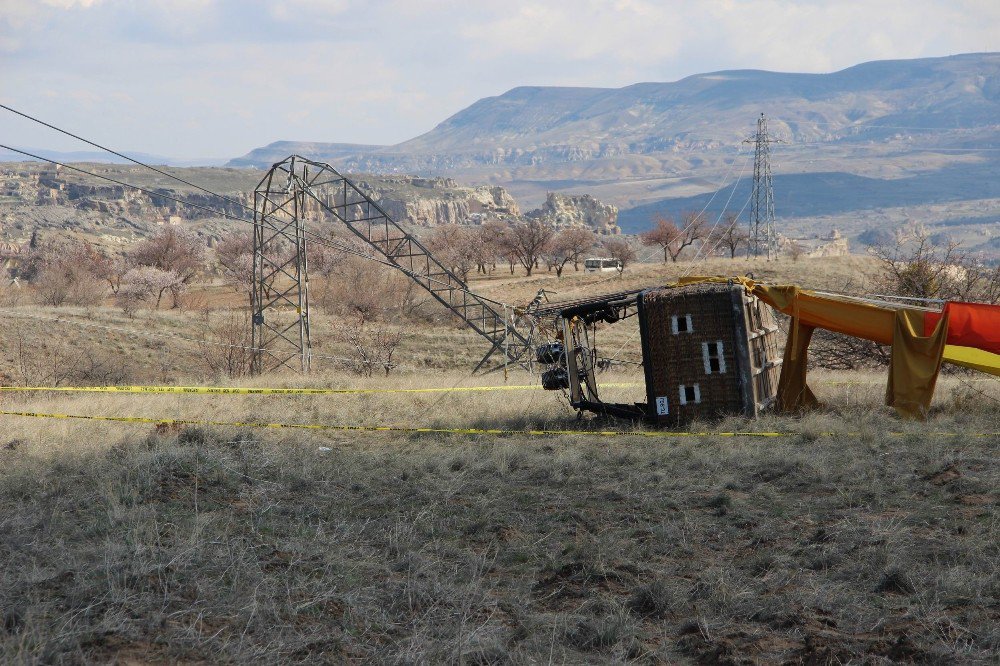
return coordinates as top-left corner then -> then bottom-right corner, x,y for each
357,176 -> 520,227
0,164 -> 525,248
780,230 -> 850,258
526,193 -> 620,235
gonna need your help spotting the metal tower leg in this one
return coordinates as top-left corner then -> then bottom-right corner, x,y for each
251,156 -> 532,373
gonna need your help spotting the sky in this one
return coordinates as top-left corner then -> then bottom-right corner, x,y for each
1,0 -> 998,161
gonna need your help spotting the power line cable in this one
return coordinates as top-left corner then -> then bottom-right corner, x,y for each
683,152 -> 753,267
0,144 -> 513,308
683,184 -> 754,274
1,108 -> 510,307
634,146 -> 749,265
0,143 -> 256,222
0,103 -> 253,213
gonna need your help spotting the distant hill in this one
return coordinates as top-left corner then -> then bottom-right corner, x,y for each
0,147 -> 227,168
229,53 -> 1000,243
231,53 -> 1000,169
618,160 -> 1000,233
227,141 -> 385,169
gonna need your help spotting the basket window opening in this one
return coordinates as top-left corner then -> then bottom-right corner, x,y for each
671,314 -> 693,334
703,341 -> 726,374
679,383 -> 701,405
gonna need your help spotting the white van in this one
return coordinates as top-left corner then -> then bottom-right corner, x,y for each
584,257 -> 622,273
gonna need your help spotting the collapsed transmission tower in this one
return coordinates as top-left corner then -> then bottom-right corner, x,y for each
744,113 -> 779,259
251,155 -> 531,375
251,157 -> 313,374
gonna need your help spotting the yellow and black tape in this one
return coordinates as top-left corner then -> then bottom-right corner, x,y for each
0,408 -> 995,439
0,383 -> 641,396
0,408 -> 781,437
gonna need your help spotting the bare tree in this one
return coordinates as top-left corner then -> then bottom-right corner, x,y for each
508,219 -> 555,276
430,224 -> 480,282
476,220 -> 509,275
711,213 -> 750,259
542,234 -> 571,277
541,228 -> 597,277
117,266 -> 184,314
640,212 -> 708,262
639,215 -> 677,263
559,228 -> 597,271
89,252 -> 129,294
677,211 -> 710,260
871,231 -> 1000,303
198,310 -> 254,379
26,241 -> 106,306
497,230 -> 519,275
346,322 -> 403,377
313,254 -> 426,323
602,238 -> 637,277
129,227 -> 205,307
215,231 -> 254,293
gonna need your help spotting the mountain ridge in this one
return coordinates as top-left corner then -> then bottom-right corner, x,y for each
227,53 -> 1000,250
231,52 -> 1000,172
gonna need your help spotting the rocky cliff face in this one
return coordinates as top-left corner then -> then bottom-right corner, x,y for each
0,164 -> 524,248
781,230 -> 851,258
357,176 -> 520,227
526,192 -> 619,234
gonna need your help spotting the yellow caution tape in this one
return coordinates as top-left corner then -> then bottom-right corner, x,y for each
0,408 -> 782,437
15,380 -> 986,395
0,383 -> 641,396
0,409 -> 995,439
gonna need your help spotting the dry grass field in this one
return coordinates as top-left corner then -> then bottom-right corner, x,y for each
0,255 -> 998,663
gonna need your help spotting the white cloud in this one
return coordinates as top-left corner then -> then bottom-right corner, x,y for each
458,1 -> 685,64
0,0 -> 997,158
41,0 -> 103,8
267,0 -> 349,20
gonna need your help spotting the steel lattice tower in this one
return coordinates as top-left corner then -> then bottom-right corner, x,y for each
251,157 -> 312,375
745,113 -> 778,260
250,155 -> 532,376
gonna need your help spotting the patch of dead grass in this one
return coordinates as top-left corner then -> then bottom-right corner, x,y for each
0,383 -> 996,662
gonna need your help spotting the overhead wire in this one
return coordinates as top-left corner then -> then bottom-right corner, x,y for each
0,105 -> 512,307
580,146 -> 751,294
633,145 -> 749,266
683,180 -> 755,275
0,103 -> 251,212
682,150 -> 754,269
0,144 -> 513,309
0,106 -> 522,364
0,105 -> 514,307
0,144 -> 255,222
0,124 -> 528,379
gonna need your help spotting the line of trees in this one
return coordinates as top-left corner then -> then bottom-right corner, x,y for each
10,217 -> 648,315
639,211 -> 750,262
429,221 -> 635,280
17,227 -> 205,312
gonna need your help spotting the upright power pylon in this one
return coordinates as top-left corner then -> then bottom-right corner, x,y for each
744,113 -> 779,260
